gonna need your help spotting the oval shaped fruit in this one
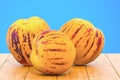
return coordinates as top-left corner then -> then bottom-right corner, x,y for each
30,30 -> 76,74
60,18 -> 105,65
6,16 -> 50,66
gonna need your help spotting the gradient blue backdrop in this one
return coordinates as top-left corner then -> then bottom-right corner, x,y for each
0,0 -> 120,53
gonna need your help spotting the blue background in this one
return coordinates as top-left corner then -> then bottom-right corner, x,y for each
0,0 -> 120,53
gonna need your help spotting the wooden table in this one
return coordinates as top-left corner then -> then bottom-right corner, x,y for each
0,54 -> 120,80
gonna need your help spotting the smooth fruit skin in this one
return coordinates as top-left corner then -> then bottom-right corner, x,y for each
6,16 -> 50,66
30,30 -> 76,74
60,18 -> 105,65
74,29 -> 104,65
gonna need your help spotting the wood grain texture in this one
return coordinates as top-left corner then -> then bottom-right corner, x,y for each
106,54 -> 120,78
57,66 -> 88,80
25,67 -> 57,80
0,54 -> 9,68
0,54 -> 120,80
0,54 -> 29,80
86,54 -> 119,80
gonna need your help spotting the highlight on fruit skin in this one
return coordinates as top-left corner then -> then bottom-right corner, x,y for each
6,16 -> 50,66
60,18 -> 105,65
30,30 -> 76,74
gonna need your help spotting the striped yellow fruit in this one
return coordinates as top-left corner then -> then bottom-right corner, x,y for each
6,16 -> 50,66
30,30 -> 76,74
60,18 -> 105,65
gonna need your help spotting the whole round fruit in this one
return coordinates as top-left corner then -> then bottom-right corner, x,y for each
6,16 -> 50,66
60,18 -> 105,65
30,30 -> 76,74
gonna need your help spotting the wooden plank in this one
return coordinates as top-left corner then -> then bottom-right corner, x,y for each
0,54 -> 9,68
0,53 -> 120,80
86,54 -> 119,80
57,66 -> 88,80
0,54 -> 29,80
25,67 -> 57,80
106,54 -> 120,78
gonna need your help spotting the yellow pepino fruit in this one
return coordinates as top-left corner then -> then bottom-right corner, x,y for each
74,29 -> 105,65
6,16 -> 50,66
30,30 -> 76,74
60,18 -> 105,65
